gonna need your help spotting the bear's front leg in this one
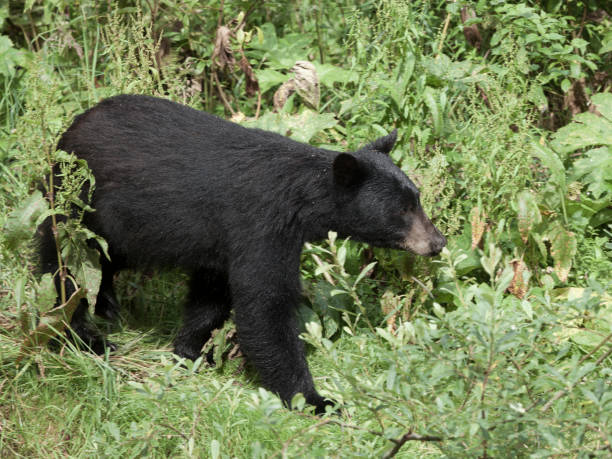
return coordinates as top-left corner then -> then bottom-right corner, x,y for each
229,250 -> 333,414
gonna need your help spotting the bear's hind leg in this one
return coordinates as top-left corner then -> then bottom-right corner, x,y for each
174,269 -> 231,362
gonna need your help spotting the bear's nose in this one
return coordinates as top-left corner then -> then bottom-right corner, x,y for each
429,233 -> 447,256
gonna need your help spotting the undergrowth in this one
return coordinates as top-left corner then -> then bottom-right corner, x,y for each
1,1 -> 611,457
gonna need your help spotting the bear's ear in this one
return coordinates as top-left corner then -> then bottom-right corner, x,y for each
366,129 -> 398,154
333,153 -> 365,188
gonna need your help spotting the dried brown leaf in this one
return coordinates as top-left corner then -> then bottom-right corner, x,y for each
460,7 -> 481,49
380,290 -> 399,335
508,259 -> 529,299
274,80 -> 296,111
211,26 -> 234,70
292,61 -> 320,109
470,206 -> 486,249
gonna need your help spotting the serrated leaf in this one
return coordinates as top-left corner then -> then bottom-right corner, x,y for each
423,86 -> 443,137
516,190 -> 541,243
547,223 -> 577,282
551,95 -> 612,155
571,146 -> 612,199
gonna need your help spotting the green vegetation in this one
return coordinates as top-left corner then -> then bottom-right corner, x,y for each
1,1 -> 611,457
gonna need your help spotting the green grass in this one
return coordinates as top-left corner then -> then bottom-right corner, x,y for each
0,296 -> 438,458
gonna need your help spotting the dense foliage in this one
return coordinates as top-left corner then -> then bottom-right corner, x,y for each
1,1 -> 610,457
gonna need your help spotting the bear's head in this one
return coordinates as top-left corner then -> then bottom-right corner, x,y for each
332,130 -> 446,257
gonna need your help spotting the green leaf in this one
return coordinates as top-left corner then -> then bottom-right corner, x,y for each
571,146 -> 612,199
314,63 -> 356,87
516,190 -> 541,243
0,36 -> 26,77
547,223 -> 577,282
532,141 -> 566,188
210,439 -> 220,459
592,92 -> 612,122
601,30 -> 612,54
551,101 -> 612,155
24,0 -> 36,12
423,86 -> 443,137
560,78 -> 571,93
4,191 -> 49,249
337,245 -> 346,267
61,230 -> 103,308
255,68 -> 287,94
38,273 -> 57,314
296,303 -> 321,333
353,262 -> 377,288
481,243 -> 502,280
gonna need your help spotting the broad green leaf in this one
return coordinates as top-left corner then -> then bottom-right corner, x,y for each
591,92 -> 612,122
516,190 -> 541,243
547,223 -> 577,282
551,93 -> 612,155
38,273 -> 57,314
571,146 -> 612,199
532,141 -> 566,188
4,190 -> 49,249
296,304 -> 321,334
0,36 -> 26,77
255,68 -> 287,93
423,86 -> 443,137
601,30 -> 612,54
314,63 -> 356,87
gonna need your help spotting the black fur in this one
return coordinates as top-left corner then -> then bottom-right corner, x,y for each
39,95 -> 446,413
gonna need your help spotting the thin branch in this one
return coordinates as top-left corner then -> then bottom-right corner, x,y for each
217,0 -> 225,28
410,276 -> 434,300
212,71 -> 236,116
158,423 -> 189,441
383,431 -> 443,459
255,86 -> 262,119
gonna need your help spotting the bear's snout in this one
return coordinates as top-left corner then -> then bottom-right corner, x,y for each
400,209 -> 446,257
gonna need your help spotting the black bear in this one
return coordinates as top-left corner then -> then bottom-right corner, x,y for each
39,95 -> 446,413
